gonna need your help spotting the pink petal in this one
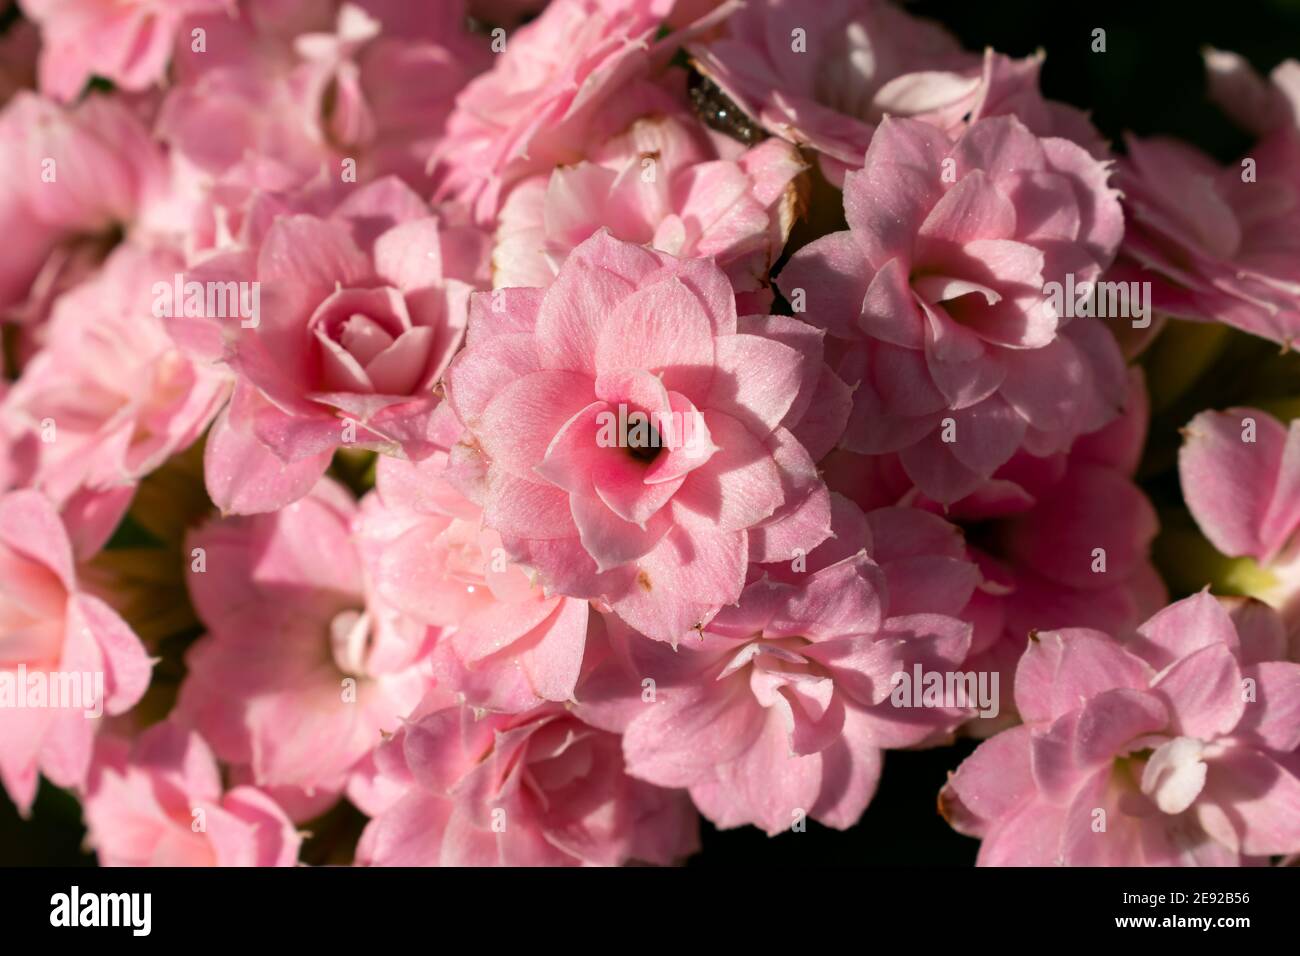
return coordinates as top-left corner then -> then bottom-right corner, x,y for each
477,370 -> 596,480
673,411 -> 784,533
1198,747 -> 1300,856
940,724 -> 1034,837
775,231 -> 872,340
1014,628 -> 1153,724
1236,662 -> 1300,753
1150,642 -> 1246,740
846,117 -> 948,265
444,332 -> 541,428
203,406 -> 331,516
707,332 -> 805,436
534,257 -> 634,375
569,492 -> 671,573
622,674 -> 766,789
917,169 -> 1017,245
859,257 -> 925,348
594,276 -> 716,399
1133,591 -> 1241,672
1179,408 -> 1300,562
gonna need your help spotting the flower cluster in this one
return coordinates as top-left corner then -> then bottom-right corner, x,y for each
1,0 -> 1297,867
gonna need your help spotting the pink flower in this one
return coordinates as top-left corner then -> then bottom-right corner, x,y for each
355,699 -> 698,866
155,66 -> 338,254
826,369 -> 1167,729
175,478 -> 430,797
689,0 -> 974,171
1115,52 -> 1300,346
1,243 -> 229,553
433,0 -> 674,224
691,1 -> 1106,182
19,0 -> 232,101
1117,138 -> 1300,347
83,722 -> 301,866
157,3 -> 344,195
0,490 -> 151,813
441,231 -> 839,641
153,2 -> 487,264
162,1 -> 487,198
777,115 -> 1126,503
199,177 -> 490,515
582,495 -> 978,834
1179,406 -> 1300,632
493,111 -> 806,302
940,593 -> 1300,865
0,91 -> 165,318
359,446 -> 592,713
292,1 -> 490,187
957,374 -> 1165,725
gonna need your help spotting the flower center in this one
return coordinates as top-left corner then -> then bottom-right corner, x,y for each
625,422 -> 662,464
329,608 -> 372,678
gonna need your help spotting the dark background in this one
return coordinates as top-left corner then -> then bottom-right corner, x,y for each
3,0 -> 1299,866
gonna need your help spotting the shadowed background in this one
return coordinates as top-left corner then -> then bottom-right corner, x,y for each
3,0 -> 1298,867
